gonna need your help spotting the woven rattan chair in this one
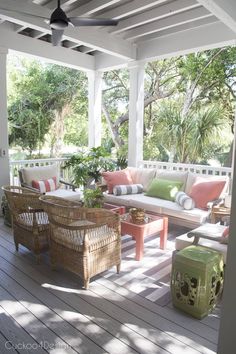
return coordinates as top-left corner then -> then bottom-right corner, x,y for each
40,195 -> 121,289
2,186 -> 49,263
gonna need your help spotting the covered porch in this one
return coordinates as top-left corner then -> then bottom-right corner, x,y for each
0,0 -> 236,352
0,218 -> 219,354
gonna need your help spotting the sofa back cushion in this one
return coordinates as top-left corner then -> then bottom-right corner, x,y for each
155,170 -> 188,191
185,172 -> 229,196
189,176 -> 227,209
126,167 -> 156,192
21,164 -> 60,188
145,178 -> 183,201
102,169 -> 133,194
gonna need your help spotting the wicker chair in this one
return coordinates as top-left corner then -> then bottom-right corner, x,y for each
2,186 -> 49,263
40,195 -> 121,289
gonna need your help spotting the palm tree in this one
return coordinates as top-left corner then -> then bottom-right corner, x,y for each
155,100 -> 226,163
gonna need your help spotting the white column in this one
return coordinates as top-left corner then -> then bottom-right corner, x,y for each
0,47 -> 9,203
87,71 -> 103,148
218,110 -> 236,352
128,62 -> 145,167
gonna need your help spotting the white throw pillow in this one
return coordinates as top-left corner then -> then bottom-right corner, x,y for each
113,184 -> 143,196
175,191 -> 195,210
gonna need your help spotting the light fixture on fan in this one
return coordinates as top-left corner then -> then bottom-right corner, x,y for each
0,0 -> 118,46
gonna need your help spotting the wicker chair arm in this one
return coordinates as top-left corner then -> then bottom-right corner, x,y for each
21,182 -> 41,193
88,228 -> 121,251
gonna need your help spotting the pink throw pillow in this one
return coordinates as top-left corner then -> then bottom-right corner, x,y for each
102,170 -> 133,194
189,177 -> 226,210
32,176 -> 57,193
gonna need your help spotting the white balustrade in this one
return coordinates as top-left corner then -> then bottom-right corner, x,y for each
138,160 -> 232,177
10,157 -> 232,188
10,157 -> 70,185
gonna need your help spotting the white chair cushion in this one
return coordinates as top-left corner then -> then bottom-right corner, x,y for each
46,189 -> 82,201
21,164 -> 60,188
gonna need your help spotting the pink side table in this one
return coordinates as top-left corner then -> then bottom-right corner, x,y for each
121,214 -> 168,261
103,202 -> 126,215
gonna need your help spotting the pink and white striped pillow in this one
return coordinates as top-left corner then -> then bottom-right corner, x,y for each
32,176 -> 57,193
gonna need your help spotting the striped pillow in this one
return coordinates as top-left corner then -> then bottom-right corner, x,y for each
175,191 -> 195,210
32,176 -> 57,193
113,184 -> 143,196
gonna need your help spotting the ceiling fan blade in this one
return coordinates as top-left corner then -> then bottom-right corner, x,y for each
69,17 -> 118,27
51,29 -> 64,46
0,7 -> 48,20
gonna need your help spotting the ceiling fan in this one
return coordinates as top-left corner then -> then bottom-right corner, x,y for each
0,0 -> 118,46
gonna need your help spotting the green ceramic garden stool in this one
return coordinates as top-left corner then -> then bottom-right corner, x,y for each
171,245 -> 224,319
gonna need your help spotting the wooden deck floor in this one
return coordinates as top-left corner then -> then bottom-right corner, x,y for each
0,218 -> 220,354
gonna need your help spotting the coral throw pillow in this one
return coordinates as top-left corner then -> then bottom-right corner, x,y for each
102,170 -> 133,194
32,176 -> 57,193
189,177 -> 226,210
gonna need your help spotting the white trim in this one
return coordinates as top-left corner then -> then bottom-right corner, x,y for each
197,0 -> 236,34
137,21 -> 236,62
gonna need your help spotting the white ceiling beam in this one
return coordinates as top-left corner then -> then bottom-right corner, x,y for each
95,53 -> 128,71
197,0 -> 236,34
98,0 -> 168,20
0,0 -> 135,59
137,21 -> 236,62
124,7 -> 212,40
0,27 -> 95,71
136,17 -> 219,43
14,24 -> 27,33
68,0 -> 122,17
109,0 -> 200,34
45,0 -> 78,11
31,29 -> 47,38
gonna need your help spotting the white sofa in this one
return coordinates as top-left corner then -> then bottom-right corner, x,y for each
104,167 -> 228,228
19,164 -> 82,201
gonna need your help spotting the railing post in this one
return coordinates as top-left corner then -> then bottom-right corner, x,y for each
0,48 -> 10,204
87,71 -> 103,148
128,61 -> 145,167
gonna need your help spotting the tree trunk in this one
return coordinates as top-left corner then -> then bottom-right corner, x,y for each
50,104 -> 71,157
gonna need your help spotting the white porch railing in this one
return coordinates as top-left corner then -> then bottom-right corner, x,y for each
138,160 -> 232,177
10,157 -> 232,186
10,157 -> 70,185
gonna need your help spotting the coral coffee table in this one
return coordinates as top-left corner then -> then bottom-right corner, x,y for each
121,213 -> 168,261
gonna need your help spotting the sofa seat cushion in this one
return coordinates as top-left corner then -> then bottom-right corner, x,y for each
103,193 -> 135,207
104,193 -> 210,224
46,189 -> 82,201
175,233 -> 227,263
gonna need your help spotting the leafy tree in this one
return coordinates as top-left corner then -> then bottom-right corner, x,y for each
8,55 -> 87,156
150,100 -> 227,163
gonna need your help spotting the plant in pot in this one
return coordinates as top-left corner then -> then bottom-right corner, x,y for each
83,187 -> 104,208
64,146 -> 115,188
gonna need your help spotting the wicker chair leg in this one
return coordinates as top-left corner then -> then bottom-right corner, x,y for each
84,278 -> 90,290
116,263 -> 121,274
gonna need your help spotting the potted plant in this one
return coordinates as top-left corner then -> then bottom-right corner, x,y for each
64,146 -> 116,188
83,187 -> 104,208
